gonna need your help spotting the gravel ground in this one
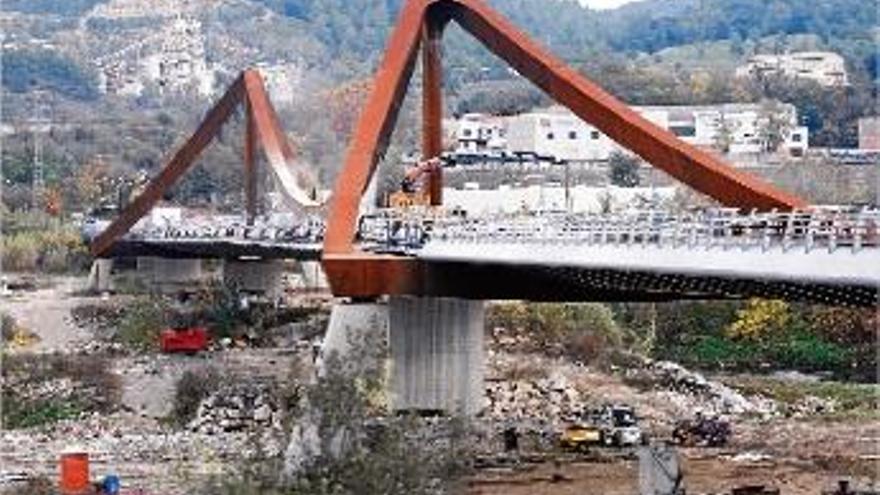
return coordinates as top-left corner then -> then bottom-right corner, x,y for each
2,277 -> 93,353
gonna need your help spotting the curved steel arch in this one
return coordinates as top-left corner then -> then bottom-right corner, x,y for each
91,70 -> 318,257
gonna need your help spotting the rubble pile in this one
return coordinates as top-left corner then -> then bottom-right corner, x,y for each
0,411 -> 282,488
637,361 -> 777,417
189,382 -> 284,435
483,373 -> 583,425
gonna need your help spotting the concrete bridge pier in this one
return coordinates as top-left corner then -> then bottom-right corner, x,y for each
389,296 -> 485,415
321,296 -> 485,416
88,259 -> 114,293
299,261 -> 329,291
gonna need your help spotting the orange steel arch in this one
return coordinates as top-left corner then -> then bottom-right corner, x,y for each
90,70 -> 307,257
321,0 -> 807,297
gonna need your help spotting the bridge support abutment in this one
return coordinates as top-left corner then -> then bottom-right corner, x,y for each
321,297 -> 485,416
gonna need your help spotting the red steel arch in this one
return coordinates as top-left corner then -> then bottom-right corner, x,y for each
90,70 -> 313,257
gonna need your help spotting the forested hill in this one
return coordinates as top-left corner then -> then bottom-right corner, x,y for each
250,0 -> 877,75
602,0 -> 875,53
0,0 -> 876,104
4,0 -> 875,60
251,0 -> 603,59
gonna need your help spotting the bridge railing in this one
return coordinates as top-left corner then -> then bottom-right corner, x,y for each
370,208 -> 880,254
125,217 -> 325,244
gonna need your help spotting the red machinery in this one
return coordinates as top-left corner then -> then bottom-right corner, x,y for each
160,328 -> 210,354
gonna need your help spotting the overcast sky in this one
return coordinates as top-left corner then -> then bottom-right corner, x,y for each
578,0 -> 638,10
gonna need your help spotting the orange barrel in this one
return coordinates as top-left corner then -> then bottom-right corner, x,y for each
59,451 -> 90,494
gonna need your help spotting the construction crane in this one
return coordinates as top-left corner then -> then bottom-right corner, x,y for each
386,157 -> 443,208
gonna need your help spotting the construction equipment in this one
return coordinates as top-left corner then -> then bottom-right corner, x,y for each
596,404 -> 645,447
672,412 -> 731,447
560,404 -> 645,451
386,158 -> 443,208
560,422 -> 603,452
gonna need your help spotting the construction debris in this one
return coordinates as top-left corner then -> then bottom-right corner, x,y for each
629,361 -> 778,417
188,382 -> 284,435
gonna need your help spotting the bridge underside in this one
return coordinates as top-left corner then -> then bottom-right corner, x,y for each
328,258 -> 878,307
105,240 -> 322,261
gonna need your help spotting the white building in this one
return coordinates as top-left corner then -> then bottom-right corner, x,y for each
498,103 -> 808,161
736,52 -> 849,87
639,103 -> 808,157
453,114 -> 507,154
505,107 -> 617,161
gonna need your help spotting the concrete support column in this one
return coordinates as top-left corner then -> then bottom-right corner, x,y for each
89,259 -> 114,293
389,296 -> 485,415
320,297 -> 485,416
299,261 -> 329,292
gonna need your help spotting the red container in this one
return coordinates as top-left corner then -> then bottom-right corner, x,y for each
59,452 -> 89,494
160,327 -> 209,353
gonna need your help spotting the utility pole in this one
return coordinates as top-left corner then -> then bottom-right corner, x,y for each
29,90 -> 51,210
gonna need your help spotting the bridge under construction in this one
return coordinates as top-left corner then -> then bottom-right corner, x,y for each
88,0 -> 879,413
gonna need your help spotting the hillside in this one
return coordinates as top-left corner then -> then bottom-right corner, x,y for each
2,0 -> 875,106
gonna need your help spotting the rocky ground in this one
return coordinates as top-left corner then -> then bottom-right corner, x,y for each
1,276 -> 878,494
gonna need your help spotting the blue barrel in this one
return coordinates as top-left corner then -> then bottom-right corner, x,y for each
102,475 -> 121,495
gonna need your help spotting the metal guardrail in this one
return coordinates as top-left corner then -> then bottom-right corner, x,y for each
362,208 -> 880,254
121,208 -> 880,256
126,218 -> 325,244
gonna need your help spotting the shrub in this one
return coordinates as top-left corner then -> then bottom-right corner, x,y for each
771,332 -> 851,372
2,354 -> 120,429
193,282 -> 248,339
3,476 -> 54,495
171,367 -> 221,427
487,302 -> 621,363
116,297 -> 171,350
807,306 -> 878,345
726,299 -> 791,340
1,226 -> 89,273
2,313 -> 17,342
283,334 -> 473,495
2,233 -> 39,271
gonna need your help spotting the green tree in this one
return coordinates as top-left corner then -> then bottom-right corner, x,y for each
757,100 -> 794,153
608,151 -> 641,188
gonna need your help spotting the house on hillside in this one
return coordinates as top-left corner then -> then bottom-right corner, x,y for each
735,52 -> 849,87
